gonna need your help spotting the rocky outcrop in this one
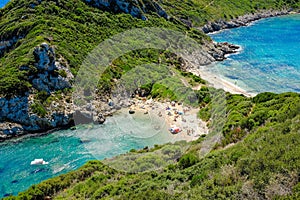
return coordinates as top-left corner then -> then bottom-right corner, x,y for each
30,43 -> 73,94
0,94 -> 73,140
0,42 -> 75,139
201,10 -> 294,33
208,42 -> 240,61
0,36 -> 24,57
84,0 -> 169,20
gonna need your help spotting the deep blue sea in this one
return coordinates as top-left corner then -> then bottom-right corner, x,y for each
0,0 -> 9,8
0,14 -> 299,198
208,14 -> 300,94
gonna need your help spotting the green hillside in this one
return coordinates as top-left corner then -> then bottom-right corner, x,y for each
0,0 -> 195,96
160,0 -> 300,26
6,92 -> 300,199
1,0 -> 300,199
0,0 -> 298,96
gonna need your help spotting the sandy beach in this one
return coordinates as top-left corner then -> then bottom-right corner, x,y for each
128,98 -> 209,142
124,63 -> 255,142
189,67 -> 256,97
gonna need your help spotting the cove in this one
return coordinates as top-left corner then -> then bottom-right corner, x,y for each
0,109 -> 178,197
207,14 -> 300,94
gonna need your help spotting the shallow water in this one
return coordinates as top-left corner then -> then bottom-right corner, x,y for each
0,109 -> 179,197
1,14 -> 299,198
208,14 -> 300,94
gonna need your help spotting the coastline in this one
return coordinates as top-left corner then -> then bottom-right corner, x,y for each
1,10 -> 298,141
127,98 -> 208,142
201,9 -> 300,34
197,10 -> 300,97
189,67 -> 256,97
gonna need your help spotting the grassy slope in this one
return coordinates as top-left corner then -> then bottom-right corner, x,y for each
0,0 -> 204,96
1,0 -> 298,96
1,0 -> 300,199
6,93 -> 300,199
160,0 -> 300,26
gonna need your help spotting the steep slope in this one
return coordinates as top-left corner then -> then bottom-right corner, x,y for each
1,0 -> 300,199
6,92 -> 300,199
0,0 -> 201,137
0,0 -> 299,138
0,0 -> 216,137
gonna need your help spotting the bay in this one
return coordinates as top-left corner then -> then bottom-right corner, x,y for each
208,14 -> 300,94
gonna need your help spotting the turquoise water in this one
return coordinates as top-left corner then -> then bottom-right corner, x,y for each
1,14 -> 299,198
0,110 -> 174,197
208,14 -> 300,94
0,0 -> 9,8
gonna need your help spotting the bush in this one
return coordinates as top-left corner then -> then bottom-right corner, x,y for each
178,152 -> 199,169
253,92 -> 276,103
58,69 -> 67,78
36,90 -> 49,102
30,102 -> 47,117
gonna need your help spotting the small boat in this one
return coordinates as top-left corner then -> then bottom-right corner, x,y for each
30,159 -> 49,165
129,110 -> 135,114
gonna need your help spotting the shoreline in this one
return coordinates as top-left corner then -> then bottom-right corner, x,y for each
128,98 -> 208,142
0,98 -> 209,143
1,10 -> 298,141
197,11 -> 300,97
189,67 -> 256,97
201,9 -> 299,34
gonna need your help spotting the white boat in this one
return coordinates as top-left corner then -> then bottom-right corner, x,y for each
30,159 -> 49,165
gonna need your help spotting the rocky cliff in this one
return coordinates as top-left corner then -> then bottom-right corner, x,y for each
84,0 -> 169,20
1,0 -> 290,139
201,9 -> 295,33
0,43 -> 74,139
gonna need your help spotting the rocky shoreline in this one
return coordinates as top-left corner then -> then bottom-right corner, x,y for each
0,40 -> 238,141
201,9 -> 299,33
1,9 -> 298,141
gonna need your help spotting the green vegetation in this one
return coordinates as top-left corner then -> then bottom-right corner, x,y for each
1,0 -> 298,96
1,0 -> 300,199
30,102 -> 47,117
160,0 -> 300,26
5,92 -> 300,199
0,0 -> 206,96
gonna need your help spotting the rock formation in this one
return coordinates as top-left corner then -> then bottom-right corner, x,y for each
84,0 -> 169,20
201,10 -> 293,33
0,43 -> 74,139
31,43 -> 73,94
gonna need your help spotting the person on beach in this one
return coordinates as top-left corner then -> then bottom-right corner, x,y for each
158,111 -> 162,117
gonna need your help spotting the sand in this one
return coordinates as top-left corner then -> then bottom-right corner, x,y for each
128,98 -> 209,142
123,63 -> 256,142
189,67 -> 257,97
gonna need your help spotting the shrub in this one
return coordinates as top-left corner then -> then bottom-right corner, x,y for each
178,152 -> 199,169
58,69 -> 67,78
30,102 -> 47,117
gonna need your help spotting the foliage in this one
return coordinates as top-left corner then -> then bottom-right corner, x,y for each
9,93 -> 300,199
1,0 -> 300,199
30,102 -> 47,117
198,92 -> 300,148
0,0 -> 206,96
5,92 -> 299,200
160,0 -> 299,26
178,152 -> 200,169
